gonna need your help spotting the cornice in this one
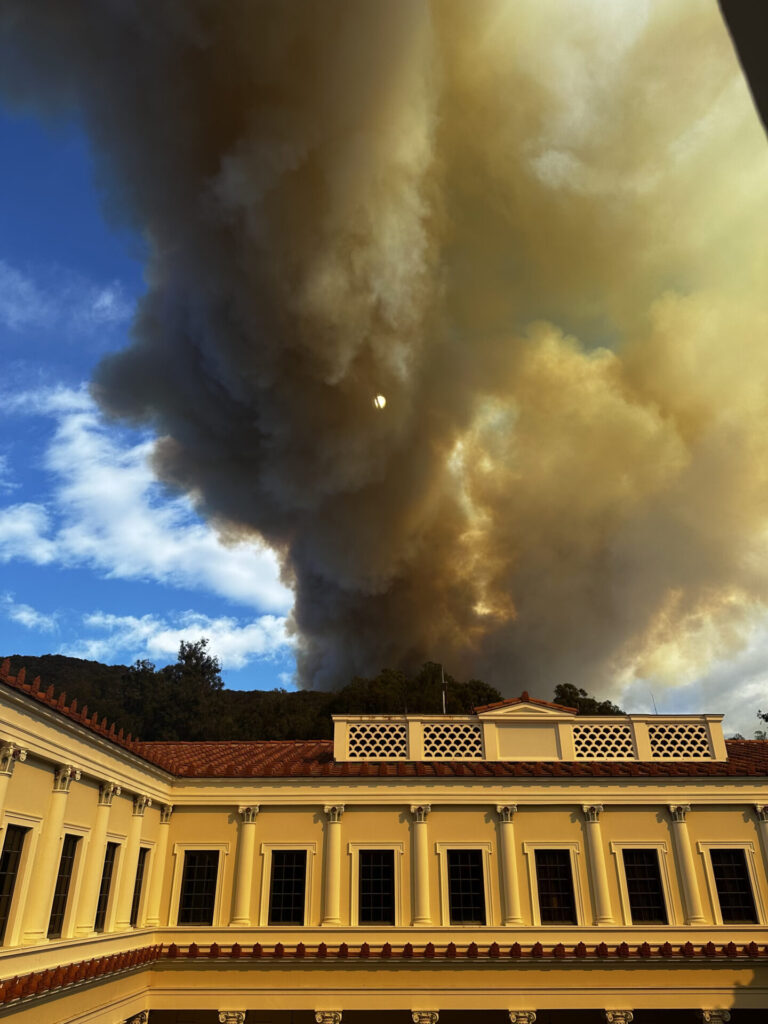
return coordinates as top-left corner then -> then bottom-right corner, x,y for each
0,688 -> 175,792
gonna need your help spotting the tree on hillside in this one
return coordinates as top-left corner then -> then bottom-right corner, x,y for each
552,683 -> 624,715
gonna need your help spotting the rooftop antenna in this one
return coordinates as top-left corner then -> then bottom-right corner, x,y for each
649,690 -> 659,715
441,664 -> 447,715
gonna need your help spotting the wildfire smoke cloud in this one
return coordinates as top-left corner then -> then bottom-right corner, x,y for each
1,0 -> 766,696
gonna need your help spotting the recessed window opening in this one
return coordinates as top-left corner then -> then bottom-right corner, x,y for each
130,847 -> 150,927
269,850 -> 307,925
447,849 -> 486,925
622,848 -> 668,924
48,833 -> 80,939
710,848 -> 758,923
358,849 -> 395,925
94,841 -> 118,933
0,825 -> 28,945
534,848 -> 577,924
177,850 -> 219,926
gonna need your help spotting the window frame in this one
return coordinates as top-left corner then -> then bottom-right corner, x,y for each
435,842 -> 494,927
610,841 -> 676,926
697,841 -> 765,925
94,839 -> 121,934
0,811 -> 41,947
130,845 -> 151,928
259,843 -> 316,927
169,842 -> 229,927
523,842 -> 585,927
47,832 -> 83,940
0,824 -> 29,946
348,842 -> 404,927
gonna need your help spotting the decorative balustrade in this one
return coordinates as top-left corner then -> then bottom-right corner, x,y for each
333,709 -> 726,763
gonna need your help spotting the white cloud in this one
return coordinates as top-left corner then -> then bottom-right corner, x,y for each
0,386 -> 292,612
1,594 -> 58,632
62,609 -> 291,670
0,259 -> 132,336
0,455 -> 18,494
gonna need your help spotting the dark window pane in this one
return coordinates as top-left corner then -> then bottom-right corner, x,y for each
94,841 -> 118,933
535,849 -> 577,924
269,850 -> 307,925
359,850 -> 395,925
48,834 -> 80,939
130,847 -> 150,927
710,848 -> 758,923
0,825 -> 28,945
177,850 -> 219,925
447,849 -> 486,925
622,849 -> 667,924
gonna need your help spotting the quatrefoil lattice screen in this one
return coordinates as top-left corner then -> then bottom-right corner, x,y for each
648,723 -> 711,759
347,722 -> 408,759
422,723 -> 484,759
573,723 -> 636,759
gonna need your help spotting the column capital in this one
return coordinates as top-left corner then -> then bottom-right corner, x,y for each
605,1013 -> 633,1024
98,781 -> 121,806
669,804 -> 690,823
324,804 -> 345,823
132,794 -> 152,816
583,804 -> 604,823
315,1012 -> 342,1024
53,764 -> 81,792
509,1013 -> 536,1024
239,804 -> 259,823
497,804 -> 518,822
410,804 -> 431,823
412,1013 -> 439,1024
159,803 -> 173,824
126,1013 -> 149,1024
756,805 -> 768,823
701,1013 -> 730,1024
0,743 -> 27,776
218,1013 -> 246,1024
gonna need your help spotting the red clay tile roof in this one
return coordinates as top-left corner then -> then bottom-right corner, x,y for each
130,737 -> 768,778
5,662 -> 768,779
474,692 -> 578,714
0,659 -> 159,767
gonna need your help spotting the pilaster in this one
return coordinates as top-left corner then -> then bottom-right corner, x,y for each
114,793 -> 151,930
497,805 -> 522,925
75,781 -> 121,935
322,805 -> 345,925
582,804 -> 613,924
411,804 -> 432,925
669,805 -> 705,924
145,804 -> 173,927
230,805 -> 259,926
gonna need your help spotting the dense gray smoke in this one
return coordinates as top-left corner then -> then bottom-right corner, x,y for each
1,0 -> 766,695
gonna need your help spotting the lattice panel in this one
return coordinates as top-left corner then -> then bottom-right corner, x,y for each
573,723 -> 635,759
423,723 -> 484,759
648,723 -> 711,759
347,723 -> 408,759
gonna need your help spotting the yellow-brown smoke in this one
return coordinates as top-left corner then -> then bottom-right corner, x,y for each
1,0 -> 766,694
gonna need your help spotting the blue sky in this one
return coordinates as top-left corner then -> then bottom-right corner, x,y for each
0,107 -> 296,690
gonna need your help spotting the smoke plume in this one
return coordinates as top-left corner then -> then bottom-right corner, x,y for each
1,0 -> 766,696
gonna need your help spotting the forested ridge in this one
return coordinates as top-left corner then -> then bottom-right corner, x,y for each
3,641 -> 623,743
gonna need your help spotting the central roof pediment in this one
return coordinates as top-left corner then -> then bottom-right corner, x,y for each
474,692 -> 578,718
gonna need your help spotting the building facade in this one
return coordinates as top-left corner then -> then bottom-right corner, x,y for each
0,661 -> 767,1023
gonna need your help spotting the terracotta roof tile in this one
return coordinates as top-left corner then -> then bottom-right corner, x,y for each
130,737 -> 768,778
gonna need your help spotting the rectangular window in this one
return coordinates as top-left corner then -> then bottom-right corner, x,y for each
358,849 -> 395,925
622,848 -> 668,924
447,849 -> 486,925
268,850 -> 307,925
534,849 -> 577,924
177,850 -> 219,926
129,847 -> 150,927
0,825 -> 28,945
48,833 -> 80,939
94,841 -> 118,933
710,848 -> 758,923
